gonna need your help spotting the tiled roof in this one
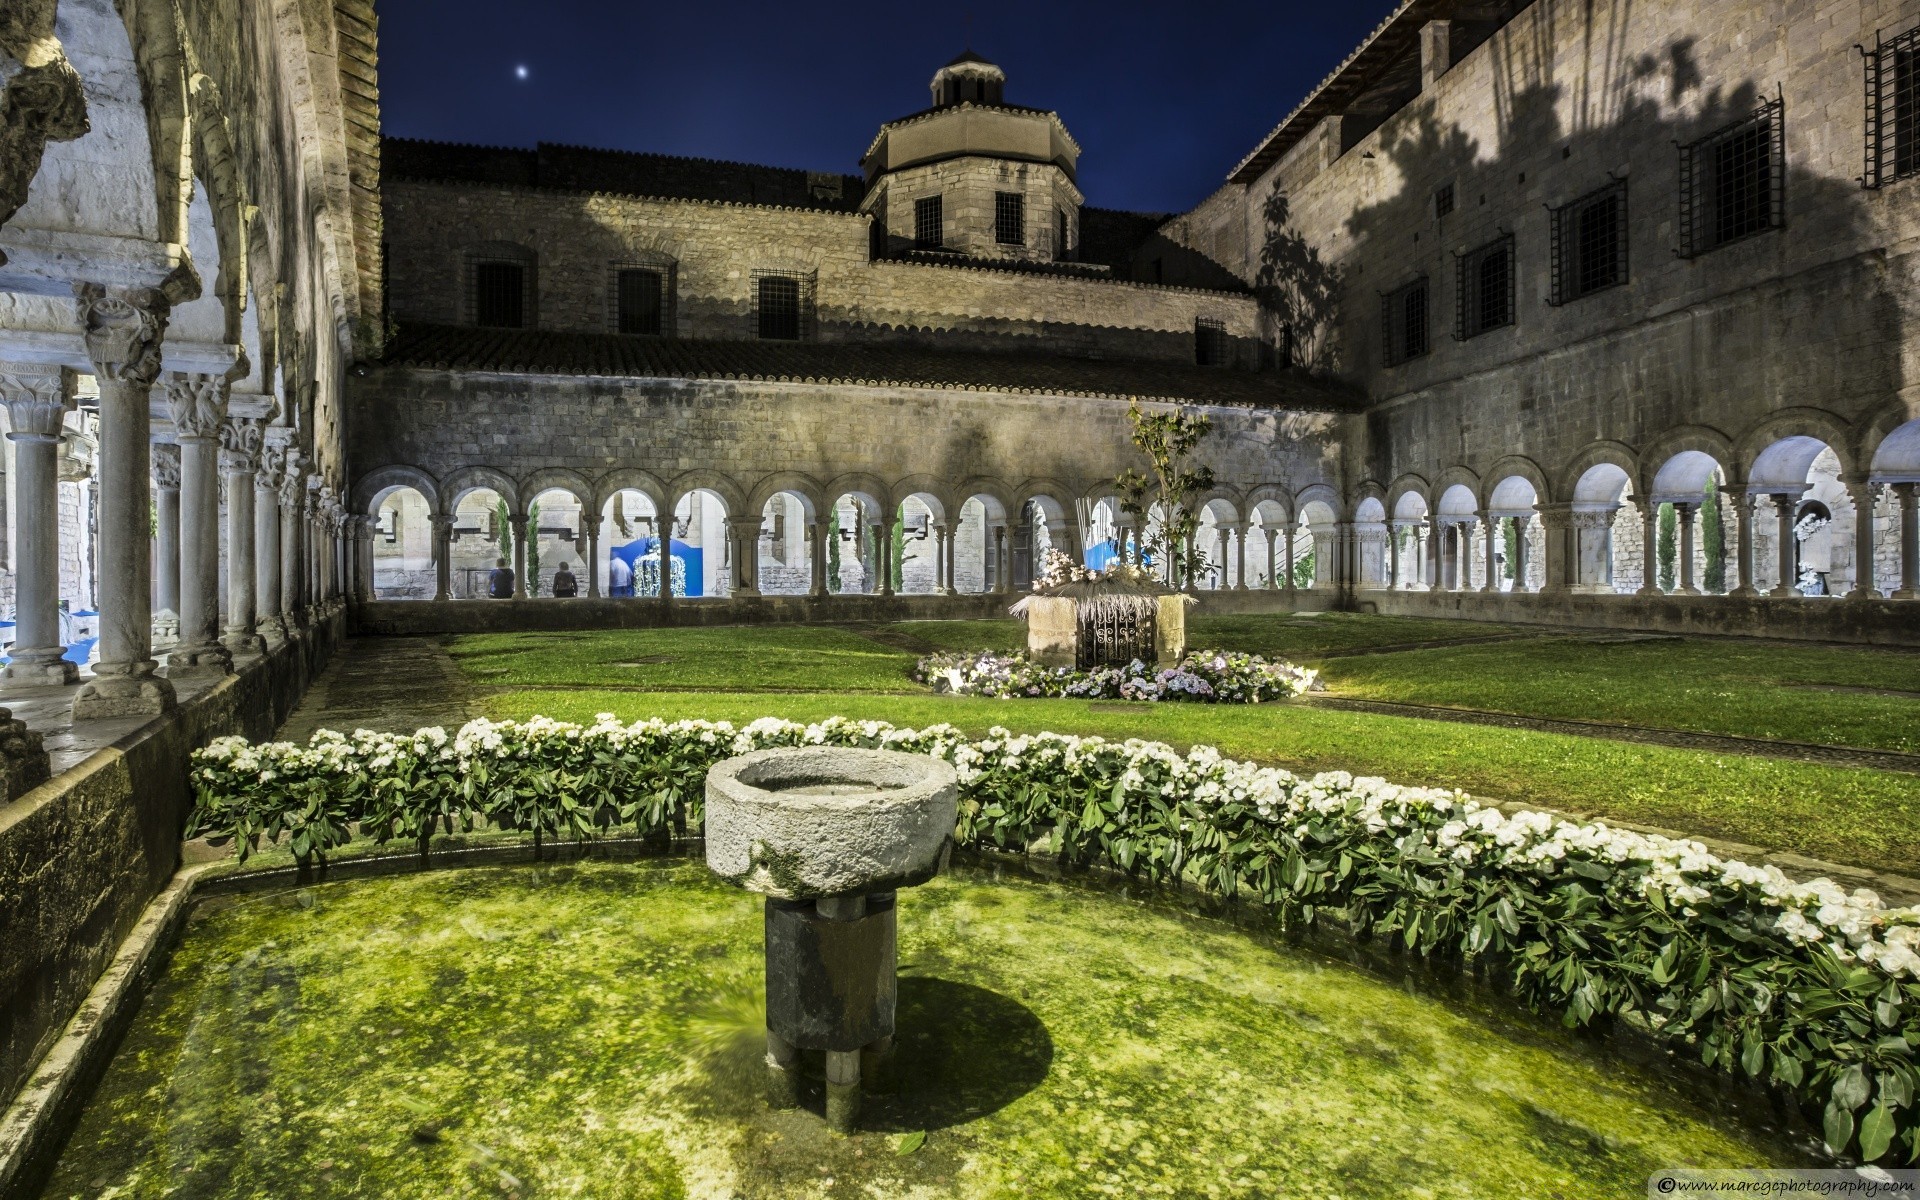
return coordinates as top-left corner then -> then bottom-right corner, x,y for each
383,138 -> 868,212
378,323 -> 1359,411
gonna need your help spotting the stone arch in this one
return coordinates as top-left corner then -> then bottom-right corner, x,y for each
1483,455 -> 1551,507
1869,415 -> 1920,479
886,475 -> 953,522
1640,425 -> 1737,499
120,0 -> 195,252
1246,482 -> 1295,522
1435,483 -> 1479,517
1556,440 -> 1640,501
747,472 -> 826,520
441,465 -> 520,515
1431,466 -> 1482,508
592,467 -> 669,515
953,478 -> 1016,520
1855,399 -> 1920,477
518,467 -> 594,513
1384,474 -> 1430,520
665,469 -> 747,514
1737,408 -> 1857,482
1011,478 -> 1077,520
187,73 -> 251,345
353,464 -> 441,517
1486,475 -> 1540,515
824,472 -> 891,514
1294,482 -> 1343,519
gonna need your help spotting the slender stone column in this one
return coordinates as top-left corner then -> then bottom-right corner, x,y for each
878,513 -> 899,597
991,525 -> 1009,594
1536,504 -> 1575,596
804,520 -> 826,599
1724,487 -> 1757,596
727,515 -> 762,598
1421,521 -> 1438,591
72,286 -> 175,719
585,520 -> 601,598
1283,524 -> 1296,597
280,458 -> 306,631
1386,523 -> 1402,588
1893,483 -> 1919,600
161,370 -> 232,679
1636,503 -> 1661,596
352,515 -> 375,602
255,448 -> 285,641
930,523 -> 951,594
657,525 -> 673,604
218,417 -> 264,654
1769,493 -> 1797,598
1260,526 -> 1276,588
509,513 -> 529,598
0,366 -> 78,685
151,445 -> 180,640
1843,479 -> 1881,599
1480,516 -> 1498,592
429,512 -> 453,602
1674,503 -> 1699,595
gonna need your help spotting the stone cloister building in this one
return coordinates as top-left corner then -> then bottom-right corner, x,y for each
2,0 -> 1920,1167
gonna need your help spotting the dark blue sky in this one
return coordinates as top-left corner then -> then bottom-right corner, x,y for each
377,1 -> 1401,214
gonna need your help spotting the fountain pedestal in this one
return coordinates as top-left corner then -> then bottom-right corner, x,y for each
705,746 -> 958,1133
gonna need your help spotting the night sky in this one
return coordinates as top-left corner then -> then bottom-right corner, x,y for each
377,0 -> 1402,215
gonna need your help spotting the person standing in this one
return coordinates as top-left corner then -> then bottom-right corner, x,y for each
552,561 -> 579,598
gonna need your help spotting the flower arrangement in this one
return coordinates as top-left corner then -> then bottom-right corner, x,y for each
190,714 -> 1920,1164
1029,547 -> 1160,592
912,648 -> 1317,703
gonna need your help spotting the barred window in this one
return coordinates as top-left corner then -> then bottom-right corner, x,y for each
1678,99 -> 1784,256
1550,179 -> 1628,304
754,273 -> 805,341
1194,318 -> 1228,367
1455,235 -> 1513,340
1055,209 -> 1071,261
1380,277 -> 1429,367
474,261 -> 525,328
995,192 -> 1026,245
615,268 -> 663,335
1434,183 -> 1455,218
914,195 -> 944,250
1866,28 -> 1920,187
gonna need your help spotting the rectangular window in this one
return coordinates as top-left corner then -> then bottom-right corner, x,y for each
1866,29 -> 1920,187
1455,235 -> 1513,339
995,191 -> 1025,245
1380,277 -> 1429,367
615,268 -> 663,335
1550,179 -> 1628,303
1434,183 -> 1455,218
1678,99 -> 1784,256
1194,318 -> 1228,367
474,261 -> 525,328
914,195 -> 944,250
1056,209 -> 1070,260
755,273 -> 802,341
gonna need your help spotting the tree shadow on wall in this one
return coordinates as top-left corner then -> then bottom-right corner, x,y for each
1322,37 -> 1899,478
1256,190 -> 1343,374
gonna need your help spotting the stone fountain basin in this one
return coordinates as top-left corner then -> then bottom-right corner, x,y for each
705,747 -> 958,899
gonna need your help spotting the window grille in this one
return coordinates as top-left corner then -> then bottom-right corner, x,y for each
615,268 -> 663,335
753,272 -> 808,341
1056,209 -> 1071,260
995,192 -> 1026,245
1549,179 -> 1628,304
914,195 -> 944,250
1455,234 -> 1513,340
1678,98 -> 1784,256
1865,27 -> 1920,187
1434,183 -> 1455,218
1380,277 -> 1429,367
474,261 -> 525,328
1194,318 -> 1228,367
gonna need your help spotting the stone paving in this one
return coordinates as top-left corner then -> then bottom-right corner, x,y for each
275,636 -> 477,742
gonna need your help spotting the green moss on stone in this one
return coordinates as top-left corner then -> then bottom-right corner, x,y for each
42,861 -> 1794,1199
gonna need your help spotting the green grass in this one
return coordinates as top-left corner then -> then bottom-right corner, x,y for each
1322,638 -> 1920,753
888,612 -> 1524,660
441,620 -> 1920,874
480,687 -> 1920,875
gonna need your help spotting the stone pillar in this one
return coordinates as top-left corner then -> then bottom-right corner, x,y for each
1212,525 -> 1230,590
991,525 -> 1009,594
1769,493 -> 1797,598
280,458 -> 306,631
510,513 -> 529,598
1536,503 -> 1574,596
1893,483 -> 1919,600
1420,521 -> 1438,591
352,515 -> 375,603
1674,503 -> 1699,595
72,286 -> 175,719
1636,504 -> 1661,596
1480,516 -> 1498,592
728,515 -> 762,598
808,520 -> 829,599
429,512 -> 452,603
218,417 -> 264,654
255,448 -> 285,640
151,444 -> 181,640
878,513 -> 898,597
1724,488 -> 1756,597
585,520 -> 601,598
0,365 -> 78,685
1262,526 -> 1278,588
930,522 -> 951,594
1844,479 -> 1880,600
1283,524 -> 1297,597
657,525 -> 673,604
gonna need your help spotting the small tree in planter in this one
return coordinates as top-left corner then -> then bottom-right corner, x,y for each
1115,401 -> 1215,589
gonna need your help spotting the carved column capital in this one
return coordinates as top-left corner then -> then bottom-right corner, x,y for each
279,451 -> 308,507
77,285 -> 170,386
151,442 -> 181,490
0,363 -> 74,441
164,371 -> 230,441
218,417 -> 263,474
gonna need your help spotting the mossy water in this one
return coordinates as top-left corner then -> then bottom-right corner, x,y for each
44,859 -> 1794,1199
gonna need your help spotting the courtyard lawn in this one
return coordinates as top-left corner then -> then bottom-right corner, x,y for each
888,611 -> 1528,658
1320,636 -> 1920,754
445,625 -> 918,692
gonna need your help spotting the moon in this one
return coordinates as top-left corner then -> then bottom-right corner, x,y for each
514,64 -> 530,81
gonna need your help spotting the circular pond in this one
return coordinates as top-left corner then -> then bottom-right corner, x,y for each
43,858 -> 1796,1199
